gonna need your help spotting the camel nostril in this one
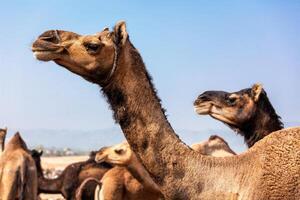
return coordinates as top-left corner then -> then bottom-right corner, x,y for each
199,94 -> 210,101
39,30 -> 60,44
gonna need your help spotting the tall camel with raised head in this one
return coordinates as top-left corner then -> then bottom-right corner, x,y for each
194,84 -> 283,147
32,21 -> 300,199
0,132 -> 38,200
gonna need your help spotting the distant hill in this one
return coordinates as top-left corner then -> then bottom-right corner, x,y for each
6,122 -> 299,153
6,128 -> 125,151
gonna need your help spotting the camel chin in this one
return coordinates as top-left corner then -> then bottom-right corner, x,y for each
33,51 -> 57,61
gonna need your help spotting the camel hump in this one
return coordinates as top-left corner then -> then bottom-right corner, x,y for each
5,132 -> 28,151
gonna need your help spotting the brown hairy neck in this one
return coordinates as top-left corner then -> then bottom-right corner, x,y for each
126,155 -> 161,193
237,94 -> 283,147
38,175 -> 64,194
101,40 -> 190,185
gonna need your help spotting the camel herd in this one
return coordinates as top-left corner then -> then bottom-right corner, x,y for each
1,21 -> 299,199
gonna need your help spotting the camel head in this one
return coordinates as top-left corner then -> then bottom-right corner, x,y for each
0,127 -> 7,137
31,149 -> 43,175
0,127 -> 7,151
194,83 -> 264,128
95,141 -> 133,166
32,21 -> 128,84
191,135 -> 236,156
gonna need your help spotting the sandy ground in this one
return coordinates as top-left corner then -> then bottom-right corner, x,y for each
39,156 -> 89,200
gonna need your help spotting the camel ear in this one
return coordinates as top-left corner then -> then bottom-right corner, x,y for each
114,21 -> 128,45
38,149 -> 43,156
102,27 -> 109,31
251,83 -> 263,102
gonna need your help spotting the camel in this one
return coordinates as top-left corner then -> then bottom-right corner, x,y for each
194,84 -> 284,147
191,135 -> 236,157
0,127 -> 7,156
32,21 -> 300,199
31,149 -> 112,200
95,141 -> 163,200
0,132 -> 38,200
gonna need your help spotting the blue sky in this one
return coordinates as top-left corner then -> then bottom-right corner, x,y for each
0,1 -> 299,149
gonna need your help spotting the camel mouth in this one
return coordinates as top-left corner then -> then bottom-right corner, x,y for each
32,39 -> 64,61
194,101 -> 238,126
194,102 -> 213,115
95,154 -> 107,163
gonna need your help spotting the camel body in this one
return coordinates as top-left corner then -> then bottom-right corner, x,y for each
0,133 -> 38,200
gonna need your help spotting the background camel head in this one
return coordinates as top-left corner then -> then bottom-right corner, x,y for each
32,21 -> 128,83
95,141 -> 133,166
0,128 -> 7,140
0,127 -> 7,151
194,83 -> 264,128
191,135 -> 236,156
0,127 -> 7,135
31,149 -> 43,163
30,149 -> 43,173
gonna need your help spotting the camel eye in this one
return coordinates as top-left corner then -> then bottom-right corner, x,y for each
115,149 -> 124,155
84,43 -> 101,53
226,97 -> 237,105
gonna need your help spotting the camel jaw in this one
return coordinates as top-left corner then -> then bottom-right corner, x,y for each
95,154 -> 108,164
33,50 -> 58,61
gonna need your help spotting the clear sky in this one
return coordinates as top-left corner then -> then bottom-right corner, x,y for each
0,1 -> 299,149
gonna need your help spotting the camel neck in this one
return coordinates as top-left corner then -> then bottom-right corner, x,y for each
101,41 -> 191,185
38,174 -> 63,194
239,106 -> 283,147
126,155 -> 161,193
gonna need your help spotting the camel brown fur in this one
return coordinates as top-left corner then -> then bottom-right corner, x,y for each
0,127 -> 7,155
194,84 -> 284,147
191,135 -> 236,157
31,150 -> 112,200
32,21 -> 300,199
0,132 -> 38,200
95,141 -> 163,200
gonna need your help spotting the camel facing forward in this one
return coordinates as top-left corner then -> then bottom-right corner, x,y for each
32,21 -> 300,199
